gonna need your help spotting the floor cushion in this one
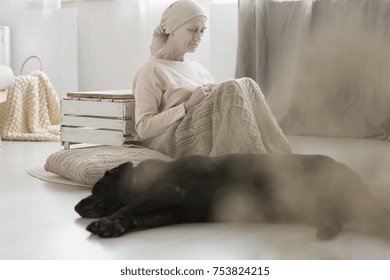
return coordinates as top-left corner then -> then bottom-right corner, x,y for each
44,145 -> 172,186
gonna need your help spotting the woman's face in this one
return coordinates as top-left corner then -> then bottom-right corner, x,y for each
171,16 -> 207,54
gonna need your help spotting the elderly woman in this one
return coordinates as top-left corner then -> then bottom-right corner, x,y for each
133,0 -> 291,158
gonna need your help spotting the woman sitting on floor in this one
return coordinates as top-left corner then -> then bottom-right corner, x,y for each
133,0 -> 292,158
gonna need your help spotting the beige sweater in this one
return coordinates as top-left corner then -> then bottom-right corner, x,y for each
132,57 -> 214,139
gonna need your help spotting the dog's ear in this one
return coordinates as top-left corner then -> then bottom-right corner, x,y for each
118,161 -> 134,169
105,162 -> 134,178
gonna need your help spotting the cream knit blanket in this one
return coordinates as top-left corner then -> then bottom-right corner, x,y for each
0,71 -> 61,141
144,78 -> 292,159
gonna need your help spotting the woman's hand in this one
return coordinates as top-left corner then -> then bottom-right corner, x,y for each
184,85 -> 211,111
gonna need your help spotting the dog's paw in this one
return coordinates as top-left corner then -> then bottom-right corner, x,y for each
86,217 -> 129,238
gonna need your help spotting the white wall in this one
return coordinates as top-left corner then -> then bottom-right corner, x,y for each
0,0 -> 238,97
63,0 -> 214,91
210,2 -> 238,83
0,9 -> 77,98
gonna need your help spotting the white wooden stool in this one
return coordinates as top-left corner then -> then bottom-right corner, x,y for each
61,91 -> 137,149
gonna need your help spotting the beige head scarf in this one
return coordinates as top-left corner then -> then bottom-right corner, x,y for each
150,0 -> 207,56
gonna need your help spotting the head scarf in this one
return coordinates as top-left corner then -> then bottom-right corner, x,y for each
150,0 -> 207,56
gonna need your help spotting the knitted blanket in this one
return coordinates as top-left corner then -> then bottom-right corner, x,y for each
144,78 -> 292,159
0,71 -> 61,141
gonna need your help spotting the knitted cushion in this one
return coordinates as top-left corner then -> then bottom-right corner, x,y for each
44,145 -> 172,186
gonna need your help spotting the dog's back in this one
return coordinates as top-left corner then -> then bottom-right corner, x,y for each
143,153 -> 388,238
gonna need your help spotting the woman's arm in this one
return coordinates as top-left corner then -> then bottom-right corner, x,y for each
133,68 -> 187,140
135,84 -> 210,139
136,100 -> 186,140
133,60 -> 214,140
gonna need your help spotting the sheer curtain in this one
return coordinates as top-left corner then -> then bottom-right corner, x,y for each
236,0 -> 390,138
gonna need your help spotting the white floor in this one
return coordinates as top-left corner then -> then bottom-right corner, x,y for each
1,136 -> 390,260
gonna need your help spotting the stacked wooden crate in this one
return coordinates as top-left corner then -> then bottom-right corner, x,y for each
61,91 -> 137,149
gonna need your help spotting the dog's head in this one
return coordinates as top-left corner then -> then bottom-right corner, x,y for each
75,162 -> 134,218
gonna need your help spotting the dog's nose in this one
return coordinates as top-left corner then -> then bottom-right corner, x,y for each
74,201 -> 83,214
74,198 -> 91,215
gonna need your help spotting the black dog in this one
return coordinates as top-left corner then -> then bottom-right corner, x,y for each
75,153 -> 390,239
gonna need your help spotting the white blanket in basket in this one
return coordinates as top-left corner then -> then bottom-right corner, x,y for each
0,71 -> 61,141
